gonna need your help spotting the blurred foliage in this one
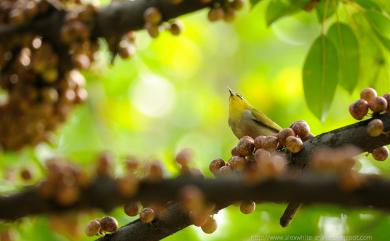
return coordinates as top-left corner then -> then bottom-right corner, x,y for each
1,0 -> 390,240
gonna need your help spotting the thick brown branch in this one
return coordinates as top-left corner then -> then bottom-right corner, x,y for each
0,0 -> 221,40
291,112 -> 390,168
0,114 -> 389,240
97,113 -> 390,241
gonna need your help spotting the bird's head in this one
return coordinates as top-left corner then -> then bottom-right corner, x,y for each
228,88 -> 251,118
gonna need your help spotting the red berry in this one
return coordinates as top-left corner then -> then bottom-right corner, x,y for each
209,159 -> 225,175
100,216 -> 118,233
124,202 -> 140,217
383,93 -> 390,112
360,88 -> 377,102
228,156 -> 246,171
372,146 -> 389,161
290,120 -> 311,139
369,96 -> 388,113
349,99 -> 369,120
85,219 -> 101,236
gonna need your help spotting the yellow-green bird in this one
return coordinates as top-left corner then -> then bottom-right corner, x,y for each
228,88 -> 282,138
227,88 -> 300,227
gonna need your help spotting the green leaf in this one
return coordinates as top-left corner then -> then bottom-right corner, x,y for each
366,10 -> 390,50
250,0 -> 263,8
265,0 -> 299,26
327,23 -> 359,93
316,0 -> 339,22
355,0 -> 382,11
303,35 -> 339,120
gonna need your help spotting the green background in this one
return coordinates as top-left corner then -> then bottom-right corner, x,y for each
1,0 -> 390,240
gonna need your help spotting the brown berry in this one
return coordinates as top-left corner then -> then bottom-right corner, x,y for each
278,128 -> 295,146
360,87 -> 377,102
231,0 -> 244,10
140,208 -> 155,223
349,99 -> 369,120
254,136 -> 266,149
240,201 -> 256,214
383,93 -> 390,112
236,136 -> 255,156
85,219 -> 101,236
228,156 -> 246,171
290,120 -> 311,139
367,119 -> 384,137
209,159 -> 225,175
145,23 -> 160,38
175,148 -> 193,167
201,216 -> 217,234
369,96 -> 388,113
125,156 -> 139,172
263,135 -> 279,151
286,136 -> 304,153
100,216 -> 118,233
144,7 -> 162,24
223,8 -> 236,22
20,168 -> 33,181
147,161 -> 164,182
207,8 -> 224,22
217,165 -> 232,176
180,185 -> 204,212
117,174 -> 138,197
56,185 -> 79,206
339,171 -> 361,191
254,148 -> 271,163
169,20 -> 183,35
96,153 -> 113,176
372,146 -> 389,161
124,202 -> 140,217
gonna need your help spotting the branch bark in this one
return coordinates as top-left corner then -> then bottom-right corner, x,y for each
0,0 -> 223,40
0,114 -> 389,236
97,112 -> 390,241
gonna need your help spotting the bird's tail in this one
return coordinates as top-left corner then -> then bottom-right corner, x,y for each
280,202 -> 301,227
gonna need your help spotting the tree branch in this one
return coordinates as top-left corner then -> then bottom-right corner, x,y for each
96,112 -> 390,241
0,114 -> 389,239
291,112 -> 390,168
0,0 -> 223,40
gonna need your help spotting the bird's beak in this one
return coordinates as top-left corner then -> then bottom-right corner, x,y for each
228,88 -> 234,97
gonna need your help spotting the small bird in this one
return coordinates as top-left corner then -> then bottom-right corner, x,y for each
228,88 -> 282,138
227,88 -> 300,227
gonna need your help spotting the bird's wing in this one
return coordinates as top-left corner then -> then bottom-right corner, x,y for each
248,108 -> 282,132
